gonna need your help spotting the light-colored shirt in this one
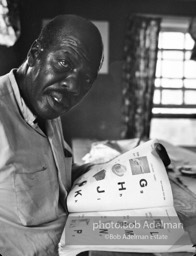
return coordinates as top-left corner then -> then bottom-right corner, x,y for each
0,69 -> 72,256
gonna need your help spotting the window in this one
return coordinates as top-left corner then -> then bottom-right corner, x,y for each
153,18 -> 196,117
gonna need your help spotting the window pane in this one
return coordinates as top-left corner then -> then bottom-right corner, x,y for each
184,79 -> 196,88
185,51 -> 192,60
161,78 -> 183,88
154,78 -> 161,87
185,33 -> 195,50
184,90 -> 196,104
162,50 -> 184,60
157,51 -> 162,60
153,89 -> 161,104
159,32 -> 184,49
162,60 -> 183,78
152,107 -> 196,114
162,90 -> 183,104
154,30 -> 196,116
155,60 -> 161,77
184,60 -> 196,78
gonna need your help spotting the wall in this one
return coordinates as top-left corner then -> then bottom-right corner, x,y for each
1,0 -> 196,145
151,118 -> 196,146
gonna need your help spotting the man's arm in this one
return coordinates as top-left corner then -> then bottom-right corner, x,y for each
155,143 -> 196,244
72,163 -> 93,184
170,176 -> 196,244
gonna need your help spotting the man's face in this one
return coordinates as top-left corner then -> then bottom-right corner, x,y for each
25,36 -> 101,120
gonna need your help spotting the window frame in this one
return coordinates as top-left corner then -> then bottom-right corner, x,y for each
152,16 -> 196,119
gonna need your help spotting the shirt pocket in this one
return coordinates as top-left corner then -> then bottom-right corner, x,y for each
13,164 -> 58,226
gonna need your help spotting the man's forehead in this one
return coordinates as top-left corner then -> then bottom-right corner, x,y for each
60,35 -> 86,52
61,35 -> 80,47
46,18 -> 103,71
59,22 -> 102,54
55,35 -> 90,62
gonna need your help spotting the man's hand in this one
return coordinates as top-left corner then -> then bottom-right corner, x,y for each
169,177 -> 196,244
154,143 -> 196,244
154,143 -> 171,167
72,163 -> 93,183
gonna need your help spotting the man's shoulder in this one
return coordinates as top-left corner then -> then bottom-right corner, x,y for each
0,71 -> 13,98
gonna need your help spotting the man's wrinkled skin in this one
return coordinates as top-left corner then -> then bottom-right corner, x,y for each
15,15 -> 103,120
15,14 -> 104,192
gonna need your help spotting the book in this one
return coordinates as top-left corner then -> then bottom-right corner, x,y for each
59,139 -> 193,256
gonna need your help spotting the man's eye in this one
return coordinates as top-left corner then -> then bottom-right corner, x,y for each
59,60 -> 73,71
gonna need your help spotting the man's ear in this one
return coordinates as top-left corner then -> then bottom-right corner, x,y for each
27,40 -> 43,67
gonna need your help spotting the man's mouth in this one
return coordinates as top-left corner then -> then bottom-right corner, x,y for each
47,91 -> 68,112
44,87 -> 80,115
51,91 -> 63,103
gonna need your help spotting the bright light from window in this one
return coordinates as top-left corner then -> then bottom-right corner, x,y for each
184,60 -> 196,78
152,108 -> 196,114
162,90 -> 183,105
184,91 -> 196,104
159,32 -> 185,49
185,51 -> 192,59
161,51 -> 184,60
185,33 -> 195,49
153,90 -> 161,104
153,28 -> 196,116
162,60 -> 183,78
184,79 -> 196,88
161,78 -> 183,88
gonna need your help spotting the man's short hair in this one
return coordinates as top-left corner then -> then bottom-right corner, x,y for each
37,14 -> 102,51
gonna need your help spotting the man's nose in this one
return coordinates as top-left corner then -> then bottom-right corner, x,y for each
62,74 -> 80,96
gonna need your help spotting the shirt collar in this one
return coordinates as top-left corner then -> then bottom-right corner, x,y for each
8,69 -> 37,127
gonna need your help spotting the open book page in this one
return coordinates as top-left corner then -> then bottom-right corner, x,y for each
64,206 -> 183,245
67,139 -> 173,212
60,206 -> 192,255
59,139 -> 194,255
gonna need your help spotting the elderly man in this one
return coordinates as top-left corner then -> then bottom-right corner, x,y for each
0,14 -> 103,256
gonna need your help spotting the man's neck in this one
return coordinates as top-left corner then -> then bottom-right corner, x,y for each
15,62 -> 37,119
